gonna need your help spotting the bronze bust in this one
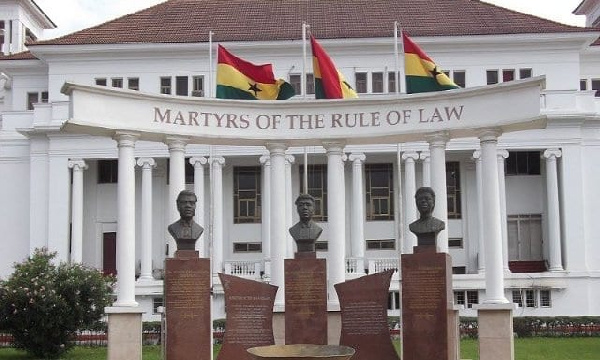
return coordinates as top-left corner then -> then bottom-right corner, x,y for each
409,187 -> 445,247
289,194 -> 323,253
168,190 -> 204,251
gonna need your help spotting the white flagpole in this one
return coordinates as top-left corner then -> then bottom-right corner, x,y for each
209,31 -> 214,98
397,143 -> 404,255
399,27 -> 407,94
394,22 -> 400,94
302,22 -> 309,193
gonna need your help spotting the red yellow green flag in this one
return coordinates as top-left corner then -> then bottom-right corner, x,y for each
216,45 -> 295,100
403,32 -> 459,94
310,36 -> 358,99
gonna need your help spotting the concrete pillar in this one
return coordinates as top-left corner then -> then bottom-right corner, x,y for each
285,154 -> 295,257
113,131 -> 139,307
210,156 -> 225,276
166,136 -> 188,257
190,157 -> 207,256
324,142 -> 346,307
68,159 -> 87,263
266,143 -> 287,307
426,132 -> 449,253
497,150 -> 510,272
473,150 -> 485,273
402,151 -> 419,253
544,149 -> 564,271
136,157 -> 155,281
349,153 -> 365,273
420,150 -> 431,187
260,154 -> 272,278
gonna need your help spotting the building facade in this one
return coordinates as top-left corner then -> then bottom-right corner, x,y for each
1,0 -> 600,321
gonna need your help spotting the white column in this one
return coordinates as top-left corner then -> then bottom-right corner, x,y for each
190,157 -> 207,256
479,129 -> 509,304
68,159 -> 88,263
473,150 -> 485,273
260,155 -> 272,266
113,131 -> 139,307
544,149 -> 564,272
324,142 -> 346,306
285,154 -> 296,257
211,156 -> 225,276
137,158 -> 155,281
496,150 -> 510,272
402,151 -> 419,253
166,136 -> 188,257
349,153 -> 365,273
419,150 -> 431,187
266,143 -> 287,307
426,133 -> 449,252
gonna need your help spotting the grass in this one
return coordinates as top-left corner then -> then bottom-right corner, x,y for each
0,338 -> 598,359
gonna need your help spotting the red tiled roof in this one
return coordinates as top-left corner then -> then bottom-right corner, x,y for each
31,0 -> 593,46
0,51 -> 38,60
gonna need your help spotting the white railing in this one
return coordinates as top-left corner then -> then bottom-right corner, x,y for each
223,260 -> 262,279
368,258 -> 399,274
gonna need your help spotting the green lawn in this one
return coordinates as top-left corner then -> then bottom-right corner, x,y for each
0,338 -> 598,359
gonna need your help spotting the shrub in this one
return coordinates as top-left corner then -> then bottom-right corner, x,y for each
0,248 -> 114,359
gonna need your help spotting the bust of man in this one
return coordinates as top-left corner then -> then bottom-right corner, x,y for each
409,187 -> 445,247
168,190 -> 204,251
289,194 -> 323,253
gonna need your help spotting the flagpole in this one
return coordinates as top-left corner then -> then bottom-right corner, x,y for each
397,143 -> 404,256
302,22 -> 309,193
209,31 -> 214,98
399,28 -> 407,94
394,22 -> 399,94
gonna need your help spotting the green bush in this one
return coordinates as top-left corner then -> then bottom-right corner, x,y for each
0,248 -> 114,359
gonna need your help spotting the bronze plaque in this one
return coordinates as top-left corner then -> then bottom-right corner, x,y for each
335,269 -> 398,360
284,258 -> 327,345
217,273 -> 278,360
401,251 -> 453,360
165,257 -> 211,360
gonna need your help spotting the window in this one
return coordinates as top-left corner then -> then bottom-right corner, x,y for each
453,71 -> 466,87
26,91 -> 48,110
512,290 -> 523,307
592,79 -> 600,97
372,72 -> 384,93
486,70 -> 499,85
233,242 -> 262,253
525,289 -> 536,307
111,78 -> 123,88
580,79 -> 588,91
306,73 -> 315,95
502,69 -> 515,82
448,238 -> 463,248
315,241 -> 328,251
299,164 -> 327,221
508,214 -> 543,261
519,68 -> 532,79
153,297 -> 163,314
366,239 -> 396,250
540,290 -> 551,307
192,76 -> 204,97
127,77 -> 139,91
95,78 -> 107,86
160,77 -> 172,94
175,76 -> 188,96
388,72 -> 399,93
512,289 -> 551,308
289,74 -> 301,95
98,160 -> 118,183
355,72 -> 367,93
506,151 -> 541,175
466,291 -> 479,308
454,291 -> 465,306
388,291 -> 400,310
454,290 -> 479,308
446,161 -> 461,219
233,167 -> 261,223
365,163 -> 394,220
452,266 -> 466,274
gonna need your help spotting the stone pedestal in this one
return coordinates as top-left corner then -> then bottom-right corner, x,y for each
218,273 -> 278,360
475,303 -> 516,360
335,269 -> 397,360
401,245 -> 453,360
284,258 -> 327,345
105,306 -> 144,360
164,255 -> 211,360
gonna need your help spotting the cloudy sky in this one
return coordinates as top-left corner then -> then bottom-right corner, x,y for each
35,0 -> 587,40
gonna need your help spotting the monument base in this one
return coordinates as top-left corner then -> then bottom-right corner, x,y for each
475,303 -> 517,360
273,311 -> 341,345
105,306 -> 144,360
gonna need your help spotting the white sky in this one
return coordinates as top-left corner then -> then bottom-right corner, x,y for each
35,0 -> 587,40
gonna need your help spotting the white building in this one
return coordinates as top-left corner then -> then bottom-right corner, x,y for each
1,0 -> 600,322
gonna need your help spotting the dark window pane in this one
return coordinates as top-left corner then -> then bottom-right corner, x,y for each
176,76 -> 188,96
355,72 -> 367,93
519,68 -> 532,79
98,160 -> 118,183
486,70 -> 498,85
453,71 -> 466,87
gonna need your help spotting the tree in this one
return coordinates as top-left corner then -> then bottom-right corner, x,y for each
0,248 -> 114,359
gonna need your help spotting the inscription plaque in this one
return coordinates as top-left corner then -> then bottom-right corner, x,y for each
335,269 -> 398,360
217,273 -> 278,360
401,249 -> 453,360
284,258 -> 327,345
165,257 -> 211,360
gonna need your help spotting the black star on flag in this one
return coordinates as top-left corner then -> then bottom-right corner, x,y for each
248,83 -> 262,96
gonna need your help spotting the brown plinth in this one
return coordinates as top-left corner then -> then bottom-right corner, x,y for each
165,257 -> 211,360
284,258 -> 327,345
401,247 -> 453,360
335,269 -> 398,360
217,273 -> 278,360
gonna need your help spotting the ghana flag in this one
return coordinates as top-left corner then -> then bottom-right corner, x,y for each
310,36 -> 358,99
403,32 -> 459,94
216,45 -> 295,100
